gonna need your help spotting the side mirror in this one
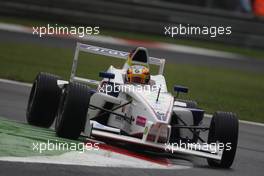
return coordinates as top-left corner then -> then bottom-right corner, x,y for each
174,85 -> 188,97
99,72 -> 115,80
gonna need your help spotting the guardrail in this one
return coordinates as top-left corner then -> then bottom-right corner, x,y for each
0,0 -> 264,49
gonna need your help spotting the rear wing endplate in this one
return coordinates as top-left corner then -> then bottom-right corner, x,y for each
70,42 -> 166,85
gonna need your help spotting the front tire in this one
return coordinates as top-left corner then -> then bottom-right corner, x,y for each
26,72 -> 61,128
207,111 -> 239,168
55,82 -> 92,140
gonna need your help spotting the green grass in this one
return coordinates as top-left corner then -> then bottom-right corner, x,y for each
165,65 -> 264,123
0,42 -> 263,123
0,15 -> 264,59
0,117 -> 86,157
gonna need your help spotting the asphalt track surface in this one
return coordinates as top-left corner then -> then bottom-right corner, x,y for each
0,30 -> 264,175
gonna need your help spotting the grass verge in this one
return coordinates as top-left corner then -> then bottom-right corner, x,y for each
0,117 -> 86,157
0,42 -> 263,123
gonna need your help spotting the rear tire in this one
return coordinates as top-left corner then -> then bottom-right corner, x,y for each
174,99 -> 200,143
26,72 -> 61,128
207,111 -> 239,168
55,82 -> 92,140
176,99 -> 198,108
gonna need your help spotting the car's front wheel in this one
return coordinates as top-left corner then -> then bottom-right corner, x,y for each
207,111 -> 239,168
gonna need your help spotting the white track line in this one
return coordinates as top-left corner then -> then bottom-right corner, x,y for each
0,22 -> 243,60
0,78 -> 31,87
0,78 -> 263,127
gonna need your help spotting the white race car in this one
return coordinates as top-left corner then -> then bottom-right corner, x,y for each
26,43 -> 239,168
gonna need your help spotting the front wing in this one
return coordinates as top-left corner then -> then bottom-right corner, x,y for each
87,129 -> 222,161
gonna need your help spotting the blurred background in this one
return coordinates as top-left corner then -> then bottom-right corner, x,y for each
0,0 -> 263,123
1,0 -> 264,48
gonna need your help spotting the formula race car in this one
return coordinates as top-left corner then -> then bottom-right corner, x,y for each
26,43 -> 239,168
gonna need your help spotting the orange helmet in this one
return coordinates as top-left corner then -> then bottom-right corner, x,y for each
126,65 -> 150,84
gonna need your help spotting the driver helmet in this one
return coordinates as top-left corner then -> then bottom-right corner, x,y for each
126,65 -> 150,84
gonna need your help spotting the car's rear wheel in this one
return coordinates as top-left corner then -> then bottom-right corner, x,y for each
26,72 -> 61,128
207,111 -> 239,168
175,99 -> 198,108
173,99 -> 199,143
55,82 -> 92,140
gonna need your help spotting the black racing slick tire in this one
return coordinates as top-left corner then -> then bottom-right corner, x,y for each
207,111 -> 239,168
26,72 -> 61,128
55,82 -> 92,140
175,99 -> 198,108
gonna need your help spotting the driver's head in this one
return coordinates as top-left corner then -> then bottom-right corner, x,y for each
126,65 -> 150,84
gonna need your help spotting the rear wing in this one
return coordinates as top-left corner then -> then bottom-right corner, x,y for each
70,42 -> 166,85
